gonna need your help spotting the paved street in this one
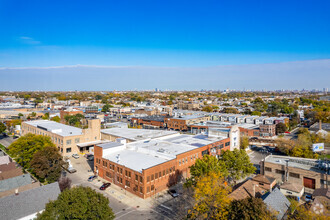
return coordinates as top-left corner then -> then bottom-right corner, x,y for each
0,135 -> 15,147
67,156 -> 175,220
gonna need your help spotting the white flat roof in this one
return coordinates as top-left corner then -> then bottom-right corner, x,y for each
104,149 -> 169,173
101,128 -> 178,141
24,120 -> 82,137
101,133 -> 225,172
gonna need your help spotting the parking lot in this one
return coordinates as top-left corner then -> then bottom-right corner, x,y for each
67,155 -> 178,220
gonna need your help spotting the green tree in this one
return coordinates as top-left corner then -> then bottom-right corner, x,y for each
30,146 -> 67,183
185,155 -> 228,187
101,104 -> 113,113
251,111 -> 261,116
228,197 -> 276,220
36,186 -> 115,220
8,134 -> 55,169
221,149 -> 256,182
42,112 -> 50,120
240,136 -> 249,150
50,116 -> 61,123
223,107 -> 239,114
202,105 -> 213,112
0,122 -> 6,134
276,122 -> 287,134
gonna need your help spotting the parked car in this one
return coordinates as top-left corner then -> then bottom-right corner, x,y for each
67,167 -> 77,173
84,153 -> 93,158
100,183 -> 111,190
168,189 -> 179,198
87,155 -> 94,161
285,131 -> 291,134
88,175 -> 97,182
304,194 -> 313,203
72,154 -> 79,159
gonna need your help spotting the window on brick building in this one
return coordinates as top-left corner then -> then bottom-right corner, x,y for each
120,168 -> 123,174
135,174 -> 138,181
155,173 -> 158,179
147,186 -> 150,193
151,174 -> 154,181
265,167 -> 272,172
179,160 -> 181,166
66,139 -> 71,145
66,148 -> 71,153
159,172 -> 161,178
125,180 -> 130,187
103,161 -> 107,167
289,172 -> 300,178
140,176 -> 143,183
151,185 -> 154,191
140,187 -> 143,193
128,171 -> 131,178
163,170 -> 165,176
106,172 -> 111,178
275,169 -> 285,175
225,142 -> 230,146
147,176 -> 150,182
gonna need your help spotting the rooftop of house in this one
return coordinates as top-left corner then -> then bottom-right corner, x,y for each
229,179 -> 267,200
264,155 -> 329,174
101,127 -> 178,141
262,187 -> 290,220
280,182 -> 304,193
0,155 -> 11,165
172,115 -> 208,120
0,182 -> 60,220
252,174 -> 276,185
24,120 -> 83,137
0,174 -> 32,192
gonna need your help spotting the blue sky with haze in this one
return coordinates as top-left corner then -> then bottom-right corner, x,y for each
0,0 -> 329,90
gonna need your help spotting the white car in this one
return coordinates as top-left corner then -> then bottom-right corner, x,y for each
72,154 -> 79,159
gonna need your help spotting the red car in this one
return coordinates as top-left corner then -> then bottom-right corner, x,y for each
100,183 -> 111,190
285,131 -> 291,134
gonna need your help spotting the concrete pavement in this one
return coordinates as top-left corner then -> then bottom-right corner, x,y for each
67,155 -> 175,220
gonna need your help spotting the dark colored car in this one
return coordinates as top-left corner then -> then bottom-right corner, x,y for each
84,153 -> 93,158
168,189 -> 179,198
100,183 -> 111,190
88,175 -> 97,182
87,155 -> 94,161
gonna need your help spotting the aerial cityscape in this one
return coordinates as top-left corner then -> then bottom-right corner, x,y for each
0,0 -> 329,220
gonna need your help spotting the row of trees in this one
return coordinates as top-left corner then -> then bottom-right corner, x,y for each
8,134 -> 66,183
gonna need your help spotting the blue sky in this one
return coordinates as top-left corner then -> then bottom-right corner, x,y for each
0,0 -> 329,90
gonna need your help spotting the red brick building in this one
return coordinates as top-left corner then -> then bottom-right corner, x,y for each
94,133 -> 234,199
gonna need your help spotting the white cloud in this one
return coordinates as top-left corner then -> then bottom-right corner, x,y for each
18,36 -> 41,45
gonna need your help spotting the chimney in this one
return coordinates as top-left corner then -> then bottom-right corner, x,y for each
319,120 -> 322,131
15,189 -> 19,195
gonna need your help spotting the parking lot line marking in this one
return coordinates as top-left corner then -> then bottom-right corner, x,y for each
159,204 -> 172,211
151,209 -> 171,220
115,209 -> 135,219
115,207 -> 133,215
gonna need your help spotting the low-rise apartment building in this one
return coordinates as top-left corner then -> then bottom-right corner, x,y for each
21,119 -> 101,156
166,115 -> 210,131
94,131 -> 238,199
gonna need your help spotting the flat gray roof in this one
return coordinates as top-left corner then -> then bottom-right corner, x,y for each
25,120 -> 83,137
101,128 -> 178,141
